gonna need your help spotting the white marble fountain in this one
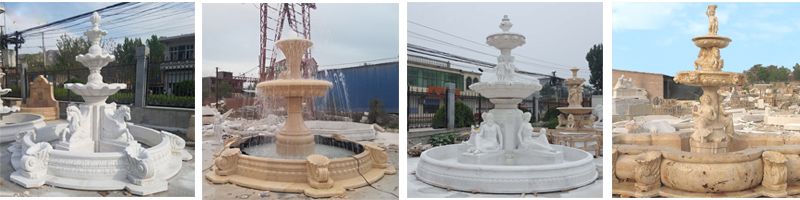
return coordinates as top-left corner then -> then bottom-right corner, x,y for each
7,12 -> 191,195
415,16 -> 598,193
0,70 -> 46,143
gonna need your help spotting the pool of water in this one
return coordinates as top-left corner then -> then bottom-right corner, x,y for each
241,143 -> 357,159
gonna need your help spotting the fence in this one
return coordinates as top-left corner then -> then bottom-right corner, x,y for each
2,60 -> 193,108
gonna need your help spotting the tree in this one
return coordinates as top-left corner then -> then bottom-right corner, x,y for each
54,34 -> 91,70
793,63 -> 800,81
112,37 -> 144,64
431,101 -> 475,129
146,35 -> 165,63
745,64 -> 791,83
586,44 -> 603,93
19,53 -> 44,71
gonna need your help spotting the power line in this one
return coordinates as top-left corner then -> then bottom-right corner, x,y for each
408,20 -> 581,71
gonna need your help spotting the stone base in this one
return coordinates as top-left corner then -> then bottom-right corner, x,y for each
614,183 -> 800,198
690,139 -> 728,154
206,166 -> 392,198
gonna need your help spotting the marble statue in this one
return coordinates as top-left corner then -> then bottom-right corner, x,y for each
568,85 -> 582,107
467,113 -> 502,153
517,112 -> 555,152
707,5 -> 718,35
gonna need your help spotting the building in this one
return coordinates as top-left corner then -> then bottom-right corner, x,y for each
158,34 -> 195,95
612,69 -> 701,100
202,70 -> 247,104
316,61 -> 399,113
407,54 -> 567,127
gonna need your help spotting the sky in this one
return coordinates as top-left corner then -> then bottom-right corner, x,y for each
408,2 -> 602,79
1,2 -> 194,54
613,3 -> 800,76
202,3 -> 399,77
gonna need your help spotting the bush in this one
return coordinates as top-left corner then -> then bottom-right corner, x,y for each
429,132 -> 458,146
173,80 -> 193,96
542,108 -> 563,129
147,94 -> 194,108
432,101 -> 475,129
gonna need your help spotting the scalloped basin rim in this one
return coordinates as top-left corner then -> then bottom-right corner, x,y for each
419,144 -> 594,170
19,123 -> 167,158
256,79 -> 333,88
65,83 -> 127,90
614,143 -> 767,163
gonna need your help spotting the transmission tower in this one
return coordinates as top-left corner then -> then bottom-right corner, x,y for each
259,3 -> 315,82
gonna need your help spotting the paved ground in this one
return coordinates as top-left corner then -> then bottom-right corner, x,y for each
201,131 -> 400,200
0,120 -> 195,197
407,155 -> 603,198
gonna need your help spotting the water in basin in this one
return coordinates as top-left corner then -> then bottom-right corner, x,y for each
241,143 -> 356,159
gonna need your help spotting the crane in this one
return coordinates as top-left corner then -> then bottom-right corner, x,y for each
258,3 -> 316,82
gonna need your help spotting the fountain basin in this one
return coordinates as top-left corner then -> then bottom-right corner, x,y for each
674,70 -> 746,87
486,33 -> 526,49
0,113 -> 46,143
205,135 -> 396,198
305,120 -> 377,141
415,143 -> 597,193
65,83 -> 127,104
256,79 -> 332,97
8,123 -> 191,195
469,82 -> 541,99
692,35 -> 731,48
558,107 -> 594,115
613,133 -> 800,197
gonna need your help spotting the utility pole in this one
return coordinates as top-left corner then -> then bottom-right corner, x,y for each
41,32 -> 46,74
215,67 -> 219,109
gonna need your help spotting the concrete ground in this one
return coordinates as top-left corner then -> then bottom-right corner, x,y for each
202,131 -> 400,200
407,155 -> 603,198
0,120 -> 195,197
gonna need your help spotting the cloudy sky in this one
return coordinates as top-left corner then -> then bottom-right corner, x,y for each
202,3 -> 399,77
2,2 -> 194,54
613,3 -> 800,75
408,2 -> 602,79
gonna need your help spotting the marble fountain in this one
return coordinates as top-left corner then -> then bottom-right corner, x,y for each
414,15 -> 598,193
7,12 -> 192,195
205,37 -> 396,198
612,5 -> 800,197
0,70 -> 46,143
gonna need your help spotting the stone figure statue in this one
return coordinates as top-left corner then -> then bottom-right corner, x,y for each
566,114 -> 576,129
692,95 -> 716,142
466,113 -> 502,153
707,5 -> 718,35
557,114 -> 567,128
614,75 -> 627,90
568,85 -> 583,107
517,112 -> 555,152
61,105 -> 86,142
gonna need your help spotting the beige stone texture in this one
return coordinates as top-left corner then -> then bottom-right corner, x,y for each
20,75 -> 59,120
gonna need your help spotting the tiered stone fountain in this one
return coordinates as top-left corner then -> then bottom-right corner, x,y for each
0,70 -> 46,143
415,15 -> 597,193
613,5 -> 800,197
205,38 -> 396,198
8,12 -> 191,195
557,68 -> 595,131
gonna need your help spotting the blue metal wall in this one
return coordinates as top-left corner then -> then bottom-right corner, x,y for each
316,62 -> 399,113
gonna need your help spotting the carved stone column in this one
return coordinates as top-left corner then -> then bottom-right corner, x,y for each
306,154 -> 334,189
762,151 -> 788,196
634,151 -> 662,194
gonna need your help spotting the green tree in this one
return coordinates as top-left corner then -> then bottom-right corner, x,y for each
792,63 -> 800,81
146,35 -> 166,63
112,37 -> 144,64
19,53 -> 44,71
586,44 -> 602,93
745,64 -> 791,83
54,34 -> 91,70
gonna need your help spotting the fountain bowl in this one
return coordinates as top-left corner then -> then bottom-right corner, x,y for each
692,35 -> 731,48
8,123 -> 191,195
0,113 -> 47,143
486,33 -> 526,49
65,83 -> 127,104
469,82 -> 541,99
415,143 -> 597,193
557,107 -> 595,115
256,79 -> 332,97
205,134 -> 395,198
674,70 -> 746,87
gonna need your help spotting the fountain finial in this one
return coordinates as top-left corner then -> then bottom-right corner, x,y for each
500,15 -> 512,32
91,12 -> 101,30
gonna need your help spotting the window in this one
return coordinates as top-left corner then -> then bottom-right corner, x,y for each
168,44 -> 195,61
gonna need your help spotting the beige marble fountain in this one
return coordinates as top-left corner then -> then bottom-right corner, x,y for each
612,5 -> 800,198
205,38 -> 395,198
556,68 -> 595,131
